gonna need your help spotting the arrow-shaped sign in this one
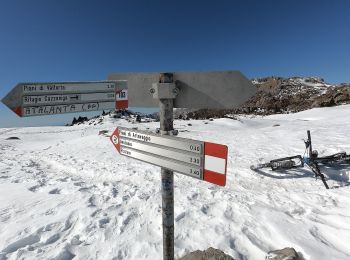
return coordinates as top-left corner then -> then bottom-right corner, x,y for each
108,71 -> 256,109
110,127 -> 228,186
2,81 -> 128,117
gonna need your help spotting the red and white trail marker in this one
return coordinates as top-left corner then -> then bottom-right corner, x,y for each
116,89 -> 128,109
204,142 -> 228,186
110,127 -> 228,186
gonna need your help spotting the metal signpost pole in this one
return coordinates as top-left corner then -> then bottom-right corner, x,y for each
158,73 -> 175,260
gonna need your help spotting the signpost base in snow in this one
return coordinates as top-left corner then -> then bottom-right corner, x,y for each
161,168 -> 174,260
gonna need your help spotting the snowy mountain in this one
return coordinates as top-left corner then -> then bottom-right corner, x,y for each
242,76 -> 350,115
175,76 -> 350,120
1,104 -> 350,259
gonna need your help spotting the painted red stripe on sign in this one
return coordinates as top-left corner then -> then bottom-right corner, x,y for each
115,100 -> 128,109
110,128 -> 121,153
13,107 -> 22,117
204,142 -> 227,158
203,142 -> 228,186
204,169 -> 226,186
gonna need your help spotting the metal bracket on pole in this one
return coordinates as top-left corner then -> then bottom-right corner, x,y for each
150,83 -> 179,100
152,72 -> 177,260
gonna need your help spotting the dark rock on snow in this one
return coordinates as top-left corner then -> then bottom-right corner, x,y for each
180,247 -> 234,260
176,76 -> 350,119
266,247 -> 300,260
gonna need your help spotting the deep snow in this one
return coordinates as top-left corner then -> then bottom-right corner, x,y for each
0,105 -> 350,260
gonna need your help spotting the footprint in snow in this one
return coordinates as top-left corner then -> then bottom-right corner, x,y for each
111,187 -> 118,198
175,212 -> 186,222
120,212 -> 137,234
45,208 -> 56,215
44,233 -> 60,245
57,177 -> 69,182
70,235 -> 82,246
188,192 -> 199,200
88,195 -> 98,207
201,205 -> 209,214
28,179 -> 47,192
1,221 -> 66,256
42,146 -> 52,151
90,209 -> 102,218
78,187 -> 91,193
48,188 -> 60,195
99,217 -> 110,228
122,195 -> 130,201
28,185 -> 41,192
54,249 -> 75,260
1,234 -> 40,255
74,181 -> 85,187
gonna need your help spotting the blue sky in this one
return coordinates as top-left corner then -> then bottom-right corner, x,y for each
0,0 -> 349,127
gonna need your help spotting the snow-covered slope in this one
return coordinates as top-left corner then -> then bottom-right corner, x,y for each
1,105 -> 350,260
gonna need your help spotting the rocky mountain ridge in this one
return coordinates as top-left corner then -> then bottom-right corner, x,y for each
243,76 -> 350,114
176,76 -> 350,119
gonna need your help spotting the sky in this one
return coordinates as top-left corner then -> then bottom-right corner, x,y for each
0,0 -> 349,127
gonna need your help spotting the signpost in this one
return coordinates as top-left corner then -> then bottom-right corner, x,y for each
108,71 -> 255,259
2,81 -> 128,117
2,70 -> 256,260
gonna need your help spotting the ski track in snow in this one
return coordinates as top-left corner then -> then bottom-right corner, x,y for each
0,105 -> 350,260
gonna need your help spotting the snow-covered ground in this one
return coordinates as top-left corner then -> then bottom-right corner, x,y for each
1,105 -> 350,260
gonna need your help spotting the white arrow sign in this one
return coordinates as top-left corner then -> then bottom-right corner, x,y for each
2,81 -> 128,117
110,127 -> 228,186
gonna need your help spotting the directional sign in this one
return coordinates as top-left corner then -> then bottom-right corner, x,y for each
108,71 -> 256,109
110,127 -> 228,186
2,81 -> 128,117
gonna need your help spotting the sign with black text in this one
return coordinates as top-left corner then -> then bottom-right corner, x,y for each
110,127 -> 228,186
2,81 -> 128,117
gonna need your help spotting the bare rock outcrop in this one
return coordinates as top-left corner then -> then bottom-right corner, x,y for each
181,76 -> 350,119
266,247 -> 300,260
180,247 -> 234,260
